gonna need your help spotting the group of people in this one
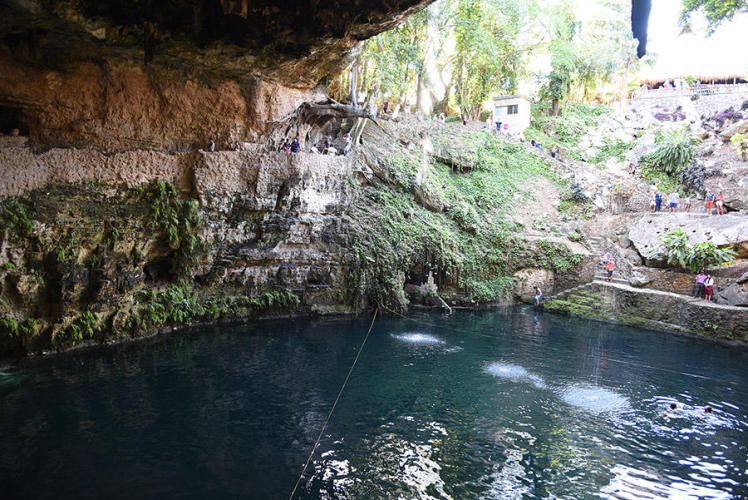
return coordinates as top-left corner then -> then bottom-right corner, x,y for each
651,190 -> 725,215
694,270 -> 717,302
279,133 -> 353,156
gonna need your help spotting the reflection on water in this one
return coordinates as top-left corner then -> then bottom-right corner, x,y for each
601,465 -> 734,499
0,309 -> 746,499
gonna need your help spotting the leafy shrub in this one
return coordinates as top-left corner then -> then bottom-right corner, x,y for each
145,180 -> 205,277
654,228 -> 737,272
731,133 -> 746,158
124,285 -> 300,335
0,317 -> 37,338
679,163 -> 706,192
656,228 -> 690,269
685,242 -> 737,273
642,126 -> 697,177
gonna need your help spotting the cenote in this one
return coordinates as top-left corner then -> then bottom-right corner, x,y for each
1,308 -> 746,499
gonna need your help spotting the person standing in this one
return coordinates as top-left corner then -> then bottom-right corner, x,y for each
606,258 -> 615,282
601,251 -> 611,272
705,192 -> 714,214
343,133 -> 353,155
695,270 -> 706,298
716,191 -> 725,215
669,191 -> 679,212
534,287 -> 543,306
291,137 -> 300,153
655,191 -> 662,212
209,138 -> 215,152
704,274 -> 714,302
684,194 -> 691,212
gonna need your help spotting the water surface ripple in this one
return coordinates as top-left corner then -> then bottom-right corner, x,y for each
0,308 -> 746,498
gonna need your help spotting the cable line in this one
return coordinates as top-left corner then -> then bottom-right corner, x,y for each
288,308 -> 379,500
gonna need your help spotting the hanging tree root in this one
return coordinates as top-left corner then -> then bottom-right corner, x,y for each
267,98 -> 386,151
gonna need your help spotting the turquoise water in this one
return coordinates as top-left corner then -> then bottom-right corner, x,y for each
0,308 -> 746,498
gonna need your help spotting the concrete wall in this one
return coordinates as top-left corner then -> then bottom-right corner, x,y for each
492,97 -> 531,133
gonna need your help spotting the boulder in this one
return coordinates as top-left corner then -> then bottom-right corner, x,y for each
720,119 -> 748,142
513,268 -> 554,304
716,276 -> 748,307
628,214 -> 748,264
629,271 -> 653,288
703,165 -> 748,212
625,132 -> 657,166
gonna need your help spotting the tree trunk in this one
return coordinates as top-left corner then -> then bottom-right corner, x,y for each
551,99 -> 559,116
416,70 -> 424,116
351,81 -> 380,146
349,60 -> 358,108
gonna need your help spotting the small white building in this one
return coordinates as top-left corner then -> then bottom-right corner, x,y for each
492,95 -> 531,133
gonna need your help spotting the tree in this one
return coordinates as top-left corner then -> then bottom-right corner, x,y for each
363,9 -> 429,114
454,0 -> 521,120
680,0 -> 748,32
540,4 -> 577,115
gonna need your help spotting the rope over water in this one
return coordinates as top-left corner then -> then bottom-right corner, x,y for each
288,308 -> 379,500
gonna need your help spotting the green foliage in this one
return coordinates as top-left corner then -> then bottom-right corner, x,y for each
680,0 -> 747,32
346,130 -> 582,311
642,126 -> 697,177
125,284 -> 300,335
0,262 -> 16,271
638,163 -> 682,194
106,227 -> 121,250
0,199 -> 35,238
145,180 -> 205,277
0,317 -> 37,339
364,9 -> 429,104
685,242 -> 737,273
656,228 -> 690,269
525,102 -> 610,159
654,228 -> 737,272
591,138 -> 636,166
731,133 -> 747,157
454,0 -> 521,118
64,311 -> 100,345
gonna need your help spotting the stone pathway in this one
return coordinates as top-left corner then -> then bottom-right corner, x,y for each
591,279 -> 747,312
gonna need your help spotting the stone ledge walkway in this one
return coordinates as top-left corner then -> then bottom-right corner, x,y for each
591,279 -> 748,313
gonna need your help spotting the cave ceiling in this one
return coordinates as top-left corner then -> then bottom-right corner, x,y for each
0,0 -> 434,88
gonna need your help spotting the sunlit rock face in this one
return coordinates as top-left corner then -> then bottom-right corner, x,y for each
0,0 -> 433,150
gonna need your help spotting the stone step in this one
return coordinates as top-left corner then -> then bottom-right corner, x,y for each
594,276 -> 630,285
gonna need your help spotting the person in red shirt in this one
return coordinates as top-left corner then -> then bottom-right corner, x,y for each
606,259 -> 615,282
716,191 -> 725,215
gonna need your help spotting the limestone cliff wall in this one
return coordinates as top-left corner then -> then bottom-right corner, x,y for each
0,145 -> 356,356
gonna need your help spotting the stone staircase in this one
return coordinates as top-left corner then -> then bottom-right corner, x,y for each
585,235 -> 631,285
